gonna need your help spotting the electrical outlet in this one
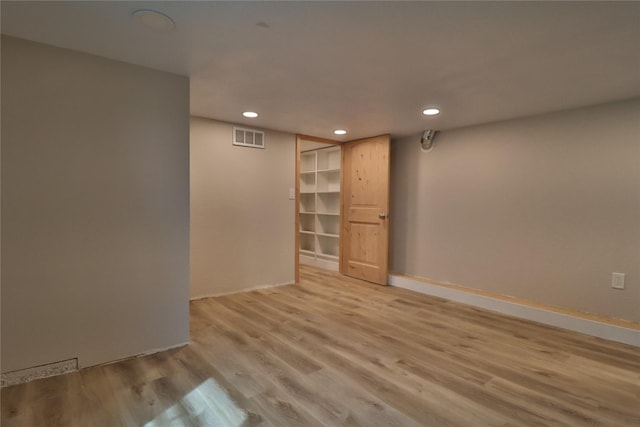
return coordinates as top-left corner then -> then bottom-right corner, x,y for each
611,272 -> 625,290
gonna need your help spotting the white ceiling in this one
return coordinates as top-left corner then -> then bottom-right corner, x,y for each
2,1 -> 639,140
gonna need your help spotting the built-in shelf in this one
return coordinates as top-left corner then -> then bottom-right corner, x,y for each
298,144 -> 341,272
317,254 -> 339,261
316,232 -> 339,238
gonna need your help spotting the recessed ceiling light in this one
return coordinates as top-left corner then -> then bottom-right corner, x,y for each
422,108 -> 440,116
333,129 -> 347,135
242,111 -> 259,118
132,9 -> 176,32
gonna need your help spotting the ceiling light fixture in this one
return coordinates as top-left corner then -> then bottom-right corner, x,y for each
333,130 -> 347,135
242,111 -> 259,118
422,108 -> 440,116
132,9 -> 176,32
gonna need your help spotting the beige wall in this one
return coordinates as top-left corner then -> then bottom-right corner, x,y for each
190,117 -> 295,298
1,37 -> 190,372
391,99 -> 640,322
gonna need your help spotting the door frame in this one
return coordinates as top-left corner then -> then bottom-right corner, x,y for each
295,134 -> 343,284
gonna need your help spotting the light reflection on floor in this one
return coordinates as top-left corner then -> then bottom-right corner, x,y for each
144,378 -> 248,426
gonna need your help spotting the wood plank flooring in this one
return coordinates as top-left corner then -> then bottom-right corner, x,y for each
2,265 -> 639,426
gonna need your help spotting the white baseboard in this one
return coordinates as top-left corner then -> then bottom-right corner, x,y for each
389,275 -> 639,347
190,281 -> 293,301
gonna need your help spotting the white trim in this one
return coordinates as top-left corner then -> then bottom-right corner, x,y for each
190,281 -> 293,301
389,275 -> 640,347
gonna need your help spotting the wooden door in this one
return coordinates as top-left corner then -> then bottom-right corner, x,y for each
341,135 -> 390,285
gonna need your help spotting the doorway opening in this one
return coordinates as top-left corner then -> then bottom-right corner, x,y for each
295,135 -> 342,283
295,134 -> 391,286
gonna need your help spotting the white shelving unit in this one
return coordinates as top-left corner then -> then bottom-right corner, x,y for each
299,145 -> 341,271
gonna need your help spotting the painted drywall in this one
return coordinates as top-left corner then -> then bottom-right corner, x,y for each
1,36 -> 190,372
391,99 -> 640,322
301,140 -> 331,152
190,117 -> 295,298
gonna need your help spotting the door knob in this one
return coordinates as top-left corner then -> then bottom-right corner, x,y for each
378,213 -> 387,219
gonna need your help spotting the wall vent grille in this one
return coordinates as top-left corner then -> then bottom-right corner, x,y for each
233,127 -> 265,149
1,358 -> 78,387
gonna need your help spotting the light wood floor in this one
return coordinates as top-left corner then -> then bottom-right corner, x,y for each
2,266 -> 639,426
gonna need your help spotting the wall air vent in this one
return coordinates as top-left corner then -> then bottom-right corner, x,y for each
233,127 -> 265,149
1,358 -> 78,387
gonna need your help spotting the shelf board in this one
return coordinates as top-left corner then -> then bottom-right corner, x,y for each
316,232 -> 339,238
317,253 -> 339,261
299,249 -> 315,256
300,191 -> 316,194
316,190 -> 340,194
316,212 -> 339,216
300,212 -> 315,215
300,230 -> 315,235
317,168 -> 340,173
300,170 -> 315,175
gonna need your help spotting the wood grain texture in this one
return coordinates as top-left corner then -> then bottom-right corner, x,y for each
341,135 -> 390,285
3,265 -> 639,426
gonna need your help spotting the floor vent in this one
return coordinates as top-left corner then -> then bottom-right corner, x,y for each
233,126 -> 265,149
1,358 -> 78,388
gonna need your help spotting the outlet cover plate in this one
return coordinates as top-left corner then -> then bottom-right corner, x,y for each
611,272 -> 625,290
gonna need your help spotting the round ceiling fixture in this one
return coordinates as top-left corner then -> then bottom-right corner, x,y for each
422,108 -> 440,116
132,9 -> 176,32
242,111 -> 259,118
333,129 -> 347,135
